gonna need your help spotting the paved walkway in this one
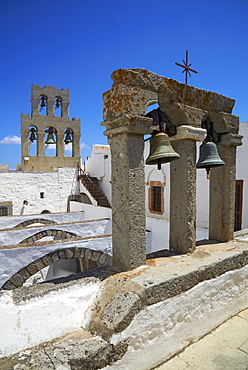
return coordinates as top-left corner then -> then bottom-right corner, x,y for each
155,308 -> 248,370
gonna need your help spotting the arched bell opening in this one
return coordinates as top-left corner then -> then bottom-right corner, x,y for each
28,125 -> 38,156
64,128 -> 74,157
54,96 -> 62,117
39,94 -> 48,116
44,126 -> 57,156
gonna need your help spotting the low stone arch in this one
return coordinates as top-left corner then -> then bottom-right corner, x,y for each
14,218 -> 57,229
19,229 -> 78,244
2,247 -> 112,290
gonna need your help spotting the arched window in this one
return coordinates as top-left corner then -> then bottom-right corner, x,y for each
64,128 -> 74,157
44,127 -> 57,156
54,96 -> 62,117
39,95 -> 48,115
29,126 -> 38,156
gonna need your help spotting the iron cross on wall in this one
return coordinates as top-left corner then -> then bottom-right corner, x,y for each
175,50 -> 198,85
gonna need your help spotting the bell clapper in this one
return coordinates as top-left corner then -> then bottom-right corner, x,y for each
206,167 -> 210,179
157,158 -> 161,170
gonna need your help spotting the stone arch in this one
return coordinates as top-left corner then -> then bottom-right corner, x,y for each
2,247 -> 112,290
14,218 -> 57,228
19,229 -> 78,244
146,168 -> 166,185
39,94 -> 48,115
81,193 -> 93,204
41,210 -> 51,214
54,96 -> 62,117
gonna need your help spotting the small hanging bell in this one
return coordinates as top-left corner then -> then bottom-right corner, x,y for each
146,132 -> 180,170
29,132 -> 36,142
64,133 -> 73,145
45,134 -> 56,145
55,98 -> 61,109
197,142 -> 225,178
40,97 -> 46,108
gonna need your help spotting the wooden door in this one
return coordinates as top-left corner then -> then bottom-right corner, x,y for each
235,180 -> 243,231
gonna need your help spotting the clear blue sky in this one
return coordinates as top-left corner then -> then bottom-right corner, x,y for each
0,0 -> 247,169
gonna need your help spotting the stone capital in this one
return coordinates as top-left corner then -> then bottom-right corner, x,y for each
102,115 -> 153,137
220,133 -> 243,147
171,125 -> 207,142
209,112 -> 239,134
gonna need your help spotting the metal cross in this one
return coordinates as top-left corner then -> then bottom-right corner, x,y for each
175,50 -> 198,85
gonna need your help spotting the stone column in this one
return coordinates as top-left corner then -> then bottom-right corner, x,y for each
56,133 -> 64,157
170,126 -> 206,254
21,130 -> 29,158
209,133 -> 242,241
37,131 -> 44,156
103,115 -> 152,270
72,133 -> 81,159
47,99 -> 54,116
62,101 -> 69,119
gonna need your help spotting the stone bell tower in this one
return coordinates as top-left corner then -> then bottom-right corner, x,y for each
21,84 -> 81,171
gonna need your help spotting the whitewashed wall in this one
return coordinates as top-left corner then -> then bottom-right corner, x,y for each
0,279 -> 101,358
0,212 -> 85,230
237,122 -> 248,229
70,201 -> 111,223
0,167 -> 79,216
0,219 -> 110,246
84,145 -> 111,205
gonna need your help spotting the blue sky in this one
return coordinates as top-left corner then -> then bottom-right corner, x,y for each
0,0 -> 247,169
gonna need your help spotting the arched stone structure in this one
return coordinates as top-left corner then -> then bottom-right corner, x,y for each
2,247 -> 112,290
19,229 -> 79,244
14,218 -> 56,228
102,68 -> 242,269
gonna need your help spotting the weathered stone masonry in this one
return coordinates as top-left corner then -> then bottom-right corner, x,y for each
102,68 -> 242,268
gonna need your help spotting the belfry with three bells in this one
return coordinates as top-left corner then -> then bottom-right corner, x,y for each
21,84 -> 81,171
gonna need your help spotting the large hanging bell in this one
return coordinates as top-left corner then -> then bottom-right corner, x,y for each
64,133 -> 73,145
146,132 -> 180,170
197,142 -> 225,177
45,134 -> 56,145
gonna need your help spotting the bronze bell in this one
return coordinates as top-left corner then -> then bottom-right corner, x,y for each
40,97 -> 46,107
29,132 -> 36,142
146,132 -> 180,170
64,133 -> 73,145
45,134 -> 56,145
197,142 -> 225,178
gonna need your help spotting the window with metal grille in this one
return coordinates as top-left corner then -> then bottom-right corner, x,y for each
151,186 -> 162,212
148,181 -> 164,215
0,206 -> 9,217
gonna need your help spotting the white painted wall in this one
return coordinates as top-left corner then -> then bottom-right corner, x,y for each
237,122 -> 248,229
70,202 -> 112,221
0,167 -> 79,216
0,279 -> 101,358
0,212 -> 85,230
84,144 -> 111,205
0,219 -> 110,246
